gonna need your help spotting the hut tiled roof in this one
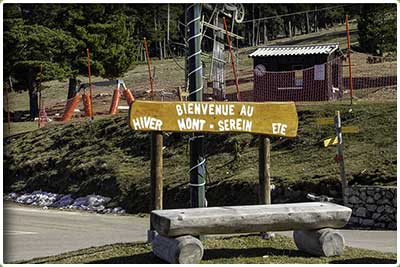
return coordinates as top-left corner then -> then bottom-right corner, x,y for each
249,44 -> 339,57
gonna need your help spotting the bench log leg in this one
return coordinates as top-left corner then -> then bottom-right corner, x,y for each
293,228 -> 345,257
152,234 -> 204,264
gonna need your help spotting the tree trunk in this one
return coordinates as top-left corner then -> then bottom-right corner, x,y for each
314,6 -> 318,32
159,40 -> 163,60
163,37 -> 167,58
67,77 -> 77,100
263,22 -> 268,44
28,68 -> 38,119
306,12 -> 310,34
252,4 -> 255,46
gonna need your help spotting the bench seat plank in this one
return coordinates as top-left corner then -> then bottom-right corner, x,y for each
151,202 -> 352,237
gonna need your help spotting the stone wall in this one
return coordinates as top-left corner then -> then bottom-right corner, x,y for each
344,185 -> 396,230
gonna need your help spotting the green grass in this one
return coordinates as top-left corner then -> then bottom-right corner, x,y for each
4,100 -> 396,213
3,122 -> 39,137
14,234 -> 396,264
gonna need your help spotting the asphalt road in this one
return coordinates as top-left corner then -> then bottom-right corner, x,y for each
2,203 -> 397,262
3,203 -> 149,263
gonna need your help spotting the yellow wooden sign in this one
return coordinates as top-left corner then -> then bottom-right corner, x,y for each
324,136 -> 338,147
342,126 -> 360,134
316,117 -> 334,125
129,101 -> 298,137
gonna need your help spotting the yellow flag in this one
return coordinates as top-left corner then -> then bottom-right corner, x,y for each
316,117 -> 334,125
324,137 -> 338,147
342,126 -> 360,134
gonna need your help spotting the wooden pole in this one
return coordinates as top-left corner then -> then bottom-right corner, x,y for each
6,76 -> 12,134
345,15 -> 353,105
334,111 -> 347,200
151,132 -> 163,211
177,86 -> 183,101
258,136 -> 271,205
38,64 -> 43,128
86,48 -> 94,119
144,37 -> 155,99
148,130 -> 163,242
167,3 -> 170,41
223,17 -> 241,101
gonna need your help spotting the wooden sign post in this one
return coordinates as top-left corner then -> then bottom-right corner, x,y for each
129,101 -> 298,137
150,132 -> 163,211
259,136 -> 271,205
334,111 -> 348,200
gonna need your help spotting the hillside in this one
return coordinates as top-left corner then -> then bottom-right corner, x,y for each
4,101 -> 396,213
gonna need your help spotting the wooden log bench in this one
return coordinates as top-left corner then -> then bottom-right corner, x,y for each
150,202 -> 352,263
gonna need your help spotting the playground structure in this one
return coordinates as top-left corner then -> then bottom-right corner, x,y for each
61,79 -> 135,122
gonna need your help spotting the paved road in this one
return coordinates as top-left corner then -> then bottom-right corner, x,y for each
3,203 -> 397,262
3,203 -> 149,263
277,230 -> 396,253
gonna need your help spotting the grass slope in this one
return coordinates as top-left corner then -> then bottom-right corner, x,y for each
4,101 -> 396,213
15,234 -> 396,264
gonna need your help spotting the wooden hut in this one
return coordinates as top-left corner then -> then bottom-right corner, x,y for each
249,44 -> 343,102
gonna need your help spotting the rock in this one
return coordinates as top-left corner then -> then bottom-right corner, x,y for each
360,191 -> 367,201
87,195 -> 111,207
16,194 -> 31,204
7,192 -> 19,200
373,193 -> 381,201
354,207 -> 367,218
377,198 -> 389,205
384,205 -> 395,214
377,206 -> 385,213
7,191 -> 122,216
366,190 -> 375,196
52,194 -> 74,208
360,219 -> 374,226
388,223 -> 397,230
366,204 -> 377,212
372,213 -> 381,220
96,205 -> 105,212
348,196 -> 361,204
111,207 -> 126,214
73,197 -> 89,207
103,208 -> 112,214
366,196 -> 375,204
385,191 -> 394,199
377,214 -> 391,223
375,223 -> 386,228
348,217 -> 359,224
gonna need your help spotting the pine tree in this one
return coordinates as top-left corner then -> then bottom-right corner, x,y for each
357,4 -> 397,56
3,4 -> 78,118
